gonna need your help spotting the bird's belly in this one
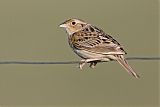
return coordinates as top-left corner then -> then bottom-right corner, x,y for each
74,49 -> 107,59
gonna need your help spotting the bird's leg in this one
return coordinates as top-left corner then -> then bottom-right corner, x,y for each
89,61 -> 97,68
79,59 -> 86,70
79,59 -> 99,69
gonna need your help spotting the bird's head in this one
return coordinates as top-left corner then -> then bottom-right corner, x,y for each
59,18 -> 87,35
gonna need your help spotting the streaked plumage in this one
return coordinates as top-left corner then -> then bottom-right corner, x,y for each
60,18 -> 140,78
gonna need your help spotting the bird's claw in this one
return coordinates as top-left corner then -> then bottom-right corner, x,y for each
89,62 -> 97,68
79,60 -> 86,70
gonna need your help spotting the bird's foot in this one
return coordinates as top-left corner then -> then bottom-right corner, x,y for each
79,59 -> 99,69
89,61 -> 97,68
79,59 -> 86,70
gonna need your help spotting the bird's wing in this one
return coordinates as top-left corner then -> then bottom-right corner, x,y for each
70,25 -> 126,55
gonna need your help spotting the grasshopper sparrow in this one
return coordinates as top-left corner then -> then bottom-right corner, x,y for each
59,18 -> 139,78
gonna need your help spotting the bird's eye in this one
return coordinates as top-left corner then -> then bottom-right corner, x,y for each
71,21 -> 76,25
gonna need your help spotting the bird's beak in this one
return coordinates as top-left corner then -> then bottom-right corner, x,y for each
59,24 -> 67,28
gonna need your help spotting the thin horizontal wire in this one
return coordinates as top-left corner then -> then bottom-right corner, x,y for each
125,56 -> 160,60
0,56 -> 159,65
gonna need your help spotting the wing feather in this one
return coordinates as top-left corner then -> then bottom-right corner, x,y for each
69,25 -> 126,55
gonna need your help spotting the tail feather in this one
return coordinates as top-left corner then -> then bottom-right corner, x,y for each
115,55 -> 140,79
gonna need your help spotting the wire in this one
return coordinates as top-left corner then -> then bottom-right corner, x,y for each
0,56 -> 159,65
125,56 -> 160,60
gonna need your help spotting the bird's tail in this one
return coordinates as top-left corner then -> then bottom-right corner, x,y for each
115,55 -> 140,79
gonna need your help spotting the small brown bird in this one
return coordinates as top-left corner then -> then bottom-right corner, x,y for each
60,18 -> 140,78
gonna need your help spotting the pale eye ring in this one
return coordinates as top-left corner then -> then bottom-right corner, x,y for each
71,21 -> 76,25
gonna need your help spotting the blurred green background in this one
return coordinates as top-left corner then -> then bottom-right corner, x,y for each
0,0 -> 159,107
